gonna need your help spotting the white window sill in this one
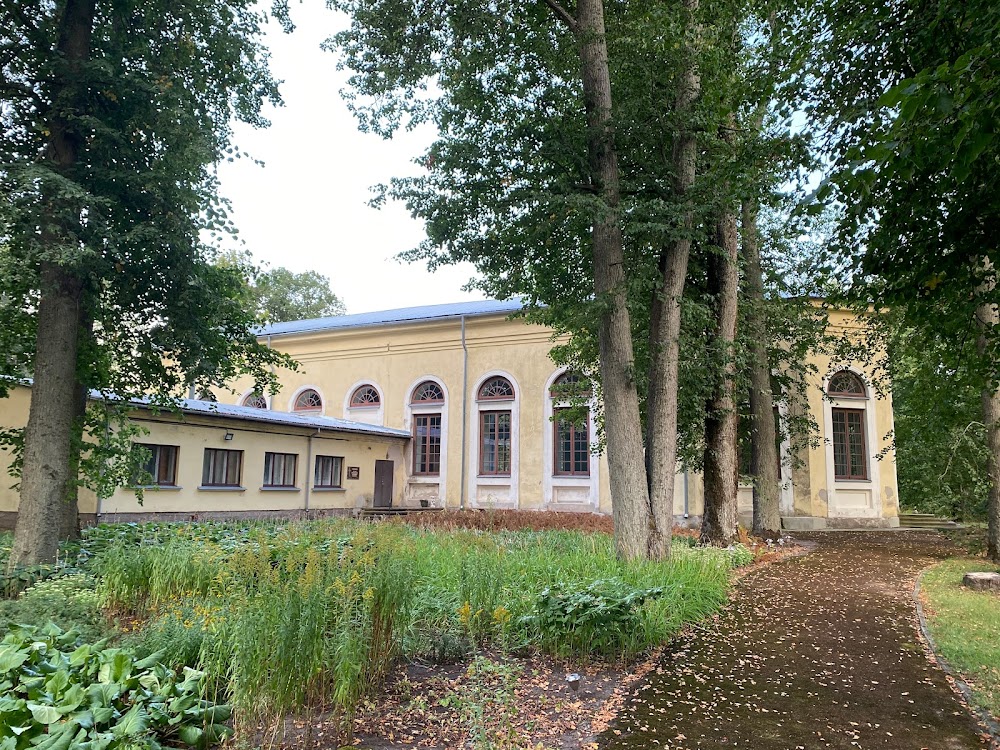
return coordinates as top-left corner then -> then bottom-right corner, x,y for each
197,485 -> 246,492
312,486 -> 346,492
130,485 -> 183,491
260,486 -> 300,492
834,478 -> 872,484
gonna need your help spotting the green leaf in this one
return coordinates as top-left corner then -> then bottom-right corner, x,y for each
0,645 -> 29,673
111,704 -> 149,738
177,724 -> 203,746
27,702 -> 62,724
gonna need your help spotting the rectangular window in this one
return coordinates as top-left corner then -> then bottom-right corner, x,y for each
201,448 -> 243,487
135,444 -> 178,486
413,413 -> 441,475
832,408 -> 868,480
479,411 -> 512,475
263,452 -> 297,487
554,409 -> 590,476
314,455 -> 343,488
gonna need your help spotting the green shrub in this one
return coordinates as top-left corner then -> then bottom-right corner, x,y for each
521,578 -> 663,657
0,574 -> 108,642
0,623 -> 232,750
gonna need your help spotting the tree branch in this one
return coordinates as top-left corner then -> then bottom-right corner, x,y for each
542,0 -> 577,32
0,80 -> 48,113
0,0 -> 49,52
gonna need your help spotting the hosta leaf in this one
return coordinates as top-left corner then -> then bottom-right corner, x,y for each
57,684 -> 85,714
111,704 -> 149,737
91,705 -> 115,725
0,645 -> 30,672
27,702 -> 62,724
133,650 -> 166,671
177,724 -> 203,746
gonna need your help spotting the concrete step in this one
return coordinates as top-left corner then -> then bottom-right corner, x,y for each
898,513 -> 961,529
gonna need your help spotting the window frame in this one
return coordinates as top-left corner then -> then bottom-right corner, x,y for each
201,448 -> 244,488
349,384 -> 381,409
831,407 -> 869,481
135,443 -> 179,487
411,380 -> 445,405
477,376 -> 515,402
313,454 -> 344,489
241,393 -> 268,409
413,412 -> 442,475
262,452 -> 298,488
827,370 -> 867,399
553,407 -> 591,477
478,410 -> 512,476
293,389 -> 323,413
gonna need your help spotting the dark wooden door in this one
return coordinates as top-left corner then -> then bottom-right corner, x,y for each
374,460 -> 394,508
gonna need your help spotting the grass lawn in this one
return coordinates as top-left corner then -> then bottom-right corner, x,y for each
921,557 -> 1000,718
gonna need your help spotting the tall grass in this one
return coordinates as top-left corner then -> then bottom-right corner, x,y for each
94,519 -> 738,744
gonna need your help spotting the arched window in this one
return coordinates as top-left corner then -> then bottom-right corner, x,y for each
411,381 -> 445,404
349,384 -> 381,408
410,381 -> 445,475
827,370 -> 869,480
550,372 -> 590,476
293,389 -> 323,412
827,370 -> 867,398
477,376 -> 515,401
242,392 -> 267,409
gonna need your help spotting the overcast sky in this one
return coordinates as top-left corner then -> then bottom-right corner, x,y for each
214,3 -> 484,315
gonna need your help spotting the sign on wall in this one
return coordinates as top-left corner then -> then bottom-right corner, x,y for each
347,466 -> 360,480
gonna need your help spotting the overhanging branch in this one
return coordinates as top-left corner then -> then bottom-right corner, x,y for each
542,0 -> 577,32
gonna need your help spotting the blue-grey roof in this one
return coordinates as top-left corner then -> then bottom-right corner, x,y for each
259,299 -> 526,337
128,397 -> 412,439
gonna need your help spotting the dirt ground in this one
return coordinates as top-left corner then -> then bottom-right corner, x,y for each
601,531 -> 996,750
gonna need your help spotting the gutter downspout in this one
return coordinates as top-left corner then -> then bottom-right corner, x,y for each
459,315 -> 469,510
683,469 -> 689,519
305,428 -> 320,513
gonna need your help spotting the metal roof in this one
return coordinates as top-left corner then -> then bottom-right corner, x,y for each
130,398 -> 412,439
5,376 -> 410,439
258,298 -> 526,337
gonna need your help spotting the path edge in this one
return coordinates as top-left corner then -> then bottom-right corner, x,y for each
912,565 -> 1000,748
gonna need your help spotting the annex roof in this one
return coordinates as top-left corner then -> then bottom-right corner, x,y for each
129,397 -> 412,439
258,298 -> 525,337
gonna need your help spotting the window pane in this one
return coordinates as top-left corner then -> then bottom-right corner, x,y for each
573,421 -> 589,474
481,412 -> 496,473
414,414 -> 441,474
314,455 -> 343,487
203,449 -> 242,486
497,412 -> 511,474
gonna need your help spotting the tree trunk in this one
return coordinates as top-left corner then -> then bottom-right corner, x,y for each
645,0 -> 700,560
701,206 -> 740,546
976,299 -> 1000,562
8,0 -> 96,569
575,0 -> 650,559
742,199 -> 781,537
10,265 -> 86,567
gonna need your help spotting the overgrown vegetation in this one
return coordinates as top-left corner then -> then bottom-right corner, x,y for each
0,519 -> 747,746
921,559 -> 1000,717
0,623 -> 232,750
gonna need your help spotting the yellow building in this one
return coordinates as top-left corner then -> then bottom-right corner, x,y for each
0,300 -> 899,529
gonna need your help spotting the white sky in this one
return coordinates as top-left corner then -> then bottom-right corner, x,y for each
214,3 -> 484,315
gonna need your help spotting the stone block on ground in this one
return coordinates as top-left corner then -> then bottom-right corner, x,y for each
962,571 -> 1000,592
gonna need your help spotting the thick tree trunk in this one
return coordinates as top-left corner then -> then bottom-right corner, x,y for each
701,207 -> 740,546
8,0 -> 96,569
976,299 -> 1000,562
10,265 -> 85,567
575,0 -> 650,559
645,0 -> 700,560
742,199 -> 781,537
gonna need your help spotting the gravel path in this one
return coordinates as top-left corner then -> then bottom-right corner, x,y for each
601,532 -> 993,749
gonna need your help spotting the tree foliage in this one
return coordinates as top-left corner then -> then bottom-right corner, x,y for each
251,267 -> 346,323
0,0 -> 294,564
